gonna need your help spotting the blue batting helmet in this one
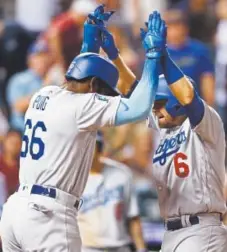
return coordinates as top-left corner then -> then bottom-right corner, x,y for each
65,52 -> 120,96
155,75 -> 196,117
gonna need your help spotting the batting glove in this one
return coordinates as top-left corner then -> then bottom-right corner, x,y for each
80,4 -> 114,54
98,26 -> 119,60
140,11 -> 167,59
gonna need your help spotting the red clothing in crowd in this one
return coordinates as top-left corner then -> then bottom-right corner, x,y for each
47,12 -> 82,68
0,155 -> 19,197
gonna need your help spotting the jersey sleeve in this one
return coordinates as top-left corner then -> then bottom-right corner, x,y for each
193,100 -> 225,145
77,93 -> 121,131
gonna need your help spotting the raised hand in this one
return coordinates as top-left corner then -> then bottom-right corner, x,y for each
87,4 -> 115,25
98,26 -> 119,60
87,4 -> 118,60
140,11 -> 167,59
80,4 -> 115,54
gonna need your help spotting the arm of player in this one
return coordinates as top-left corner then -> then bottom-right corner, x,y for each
113,55 -> 137,97
80,5 -> 114,54
115,58 -> 159,125
161,48 -> 224,145
77,12 -> 166,130
125,169 -> 147,251
99,27 -> 137,96
81,5 -> 137,96
128,216 -> 147,252
114,12 -> 166,126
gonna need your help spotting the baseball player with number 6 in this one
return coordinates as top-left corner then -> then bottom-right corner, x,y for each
87,6 -> 227,252
0,7 -> 166,252
144,16 -> 227,252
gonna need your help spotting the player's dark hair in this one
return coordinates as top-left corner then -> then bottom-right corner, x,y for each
91,77 -> 119,96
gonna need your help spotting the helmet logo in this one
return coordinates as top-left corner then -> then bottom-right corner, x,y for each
67,61 -> 76,75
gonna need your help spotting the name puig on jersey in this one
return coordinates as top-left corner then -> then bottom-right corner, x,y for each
32,95 -> 50,111
153,130 -> 187,165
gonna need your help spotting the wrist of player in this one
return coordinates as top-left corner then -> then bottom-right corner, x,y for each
145,47 -> 164,59
80,42 -> 100,54
81,23 -> 101,53
162,48 -> 184,85
103,46 -> 119,60
142,36 -> 165,59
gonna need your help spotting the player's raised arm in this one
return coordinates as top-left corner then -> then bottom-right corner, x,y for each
80,4 -> 137,96
114,12 -> 166,126
160,39 -> 224,145
98,27 -> 137,96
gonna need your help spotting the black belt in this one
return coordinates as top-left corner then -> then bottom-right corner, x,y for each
166,215 -> 199,231
18,184 -> 80,209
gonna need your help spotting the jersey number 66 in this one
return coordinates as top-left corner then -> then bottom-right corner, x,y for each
20,119 -> 47,160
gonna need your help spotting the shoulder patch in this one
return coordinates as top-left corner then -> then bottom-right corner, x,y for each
95,94 -> 109,103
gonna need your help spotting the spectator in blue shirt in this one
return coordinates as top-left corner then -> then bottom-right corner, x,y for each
163,9 -> 215,106
6,39 -> 53,132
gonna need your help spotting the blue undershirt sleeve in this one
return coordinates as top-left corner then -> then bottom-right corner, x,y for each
183,91 -> 205,127
114,59 -> 160,126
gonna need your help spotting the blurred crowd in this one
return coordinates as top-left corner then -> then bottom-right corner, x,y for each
0,0 -> 227,238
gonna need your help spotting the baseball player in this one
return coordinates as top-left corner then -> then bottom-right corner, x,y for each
0,11 -> 166,252
78,131 -> 147,252
144,20 -> 227,252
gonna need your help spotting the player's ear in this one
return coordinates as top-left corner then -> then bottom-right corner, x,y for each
89,77 -> 98,93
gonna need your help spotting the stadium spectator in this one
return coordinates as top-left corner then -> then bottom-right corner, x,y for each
163,9 -> 215,106
44,0 -> 96,86
215,0 -> 227,134
0,19 -> 32,113
6,39 -> 53,131
0,109 -> 9,144
187,0 -> 217,46
0,129 -> 21,198
15,0 -> 59,39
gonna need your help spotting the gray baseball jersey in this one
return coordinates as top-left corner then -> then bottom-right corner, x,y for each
78,158 -> 139,248
149,101 -> 226,219
19,86 -> 121,198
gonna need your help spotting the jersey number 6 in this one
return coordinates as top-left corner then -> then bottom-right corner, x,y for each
174,152 -> 189,178
20,119 -> 47,160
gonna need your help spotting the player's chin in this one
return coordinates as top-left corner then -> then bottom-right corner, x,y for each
158,117 -> 176,128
